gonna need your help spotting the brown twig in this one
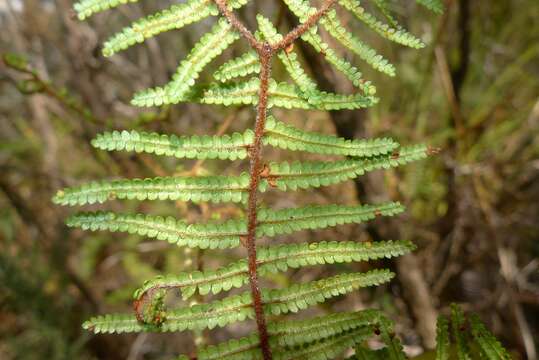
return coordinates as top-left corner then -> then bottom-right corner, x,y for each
273,0 -> 337,52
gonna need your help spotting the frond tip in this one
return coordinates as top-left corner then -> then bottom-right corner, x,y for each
83,270 -> 395,334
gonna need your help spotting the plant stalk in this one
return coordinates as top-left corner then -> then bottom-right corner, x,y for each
245,43 -> 273,360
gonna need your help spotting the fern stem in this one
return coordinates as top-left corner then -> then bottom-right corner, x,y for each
273,0 -> 337,51
213,1 -> 339,357
245,44 -> 274,360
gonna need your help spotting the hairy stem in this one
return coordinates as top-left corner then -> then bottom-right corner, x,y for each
245,44 -> 273,360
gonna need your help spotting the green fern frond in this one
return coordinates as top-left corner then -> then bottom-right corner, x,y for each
65,202 -> 403,250
82,313 -> 151,334
451,304 -> 472,360
134,240 -> 415,300
416,0 -> 444,14
192,311 -> 384,360
436,315 -> 450,360
274,327 -> 371,360
102,0 -> 216,56
338,0 -> 425,49
214,50 -> 260,82
263,116 -> 398,157
73,0 -> 139,20
268,310 -> 383,347
201,79 -> 377,110
265,144 -> 429,191
66,211 -> 246,249
53,174 -> 250,206
100,0 -> 250,56
300,31 -> 375,94
282,0 -> 395,76
257,15 -> 319,101
321,10 -> 395,76
201,78 -> 262,106
469,314 -> 511,360
132,19 -> 240,106
257,201 -> 405,237
267,81 -> 377,110
371,0 -> 399,28
84,270 -> 394,333
92,129 -> 253,160
377,316 -> 406,360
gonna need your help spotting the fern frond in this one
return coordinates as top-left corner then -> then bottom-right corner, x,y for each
338,0 -> 425,49
469,314 -> 511,360
101,0 -> 250,56
265,144 -> 429,191
132,19 -> 240,106
263,116 -> 398,157
274,327 -> 371,360
371,0 -> 399,28
377,316 -> 406,360
73,0 -> 138,20
266,81 -> 376,110
53,174 -> 250,205
91,129 -> 253,160
134,240 -> 415,300
201,78 -> 262,106
257,15 -> 319,101
66,211 -> 246,249
300,31 -> 375,94
268,309 -> 383,348
416,0 -> 444,14
451,304 -> 472,360
196,311 -> 383,360
282,0 -> 395,76
257,201 -> 405,237
102,0 -> 215,56
214,50 -> 260,82
82,313 -> 151,334
435,315 -> 451,360
84,270 -> 394,333
321,10 -> 395,76
201,78 -> 376,110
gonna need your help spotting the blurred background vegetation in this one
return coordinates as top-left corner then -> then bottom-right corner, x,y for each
0,0 -> 538,359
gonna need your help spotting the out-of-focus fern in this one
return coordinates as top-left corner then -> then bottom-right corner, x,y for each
352,304 -> 510,360
429,304 -> 511,360
55,0 -> 502,359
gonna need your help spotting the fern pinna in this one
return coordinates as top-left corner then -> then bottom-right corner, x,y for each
56,0 -> 443,358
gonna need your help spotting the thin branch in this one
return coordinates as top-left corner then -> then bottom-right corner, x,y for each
214,0 -> 261,51
273,0 -> 338,51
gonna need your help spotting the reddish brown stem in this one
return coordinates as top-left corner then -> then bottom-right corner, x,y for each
210,2 -> 339,358
273,0 -> 338,51
244,43 -> 273,360
214,0 -> 261,51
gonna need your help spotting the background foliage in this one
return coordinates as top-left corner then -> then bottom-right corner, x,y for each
0,0 -> 537,359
